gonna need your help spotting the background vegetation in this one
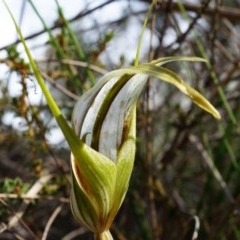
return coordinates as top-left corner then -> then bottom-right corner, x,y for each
1,0 -> 240,239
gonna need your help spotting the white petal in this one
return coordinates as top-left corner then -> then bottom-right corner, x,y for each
99,74 -> 147,161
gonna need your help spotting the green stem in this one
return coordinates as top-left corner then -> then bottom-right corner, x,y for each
94,230 -> 113,240
134,1 -> 156,66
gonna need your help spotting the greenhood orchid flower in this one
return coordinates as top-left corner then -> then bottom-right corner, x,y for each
4,2 -> 220,239
69,58 -> 220,239
70,73 -> 147,238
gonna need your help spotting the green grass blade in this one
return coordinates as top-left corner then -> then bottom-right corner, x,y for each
177,0 -> 236,125
27,0 -> 65,59
134,0 -> 156,66
3,0 -> 81,153
54,0 -> 95,84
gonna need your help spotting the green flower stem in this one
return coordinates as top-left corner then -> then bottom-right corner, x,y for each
94,230 -> 113,240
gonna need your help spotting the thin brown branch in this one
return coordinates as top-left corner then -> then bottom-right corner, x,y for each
167,0 -> 212,49
40,71 -> 79,101
0,0 -> 115,51
41,205 -> 63,240
1,1 -> 240,52
0,193 -> 69,203
4,175 -> 53,235
0,198 -> 39,240
61,228 -> 88,240
188,134 -> 234,204
170,2 -> 240,22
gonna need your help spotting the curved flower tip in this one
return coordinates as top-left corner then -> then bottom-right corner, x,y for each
114,57 -> 221,120
184,84 -> 221,120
